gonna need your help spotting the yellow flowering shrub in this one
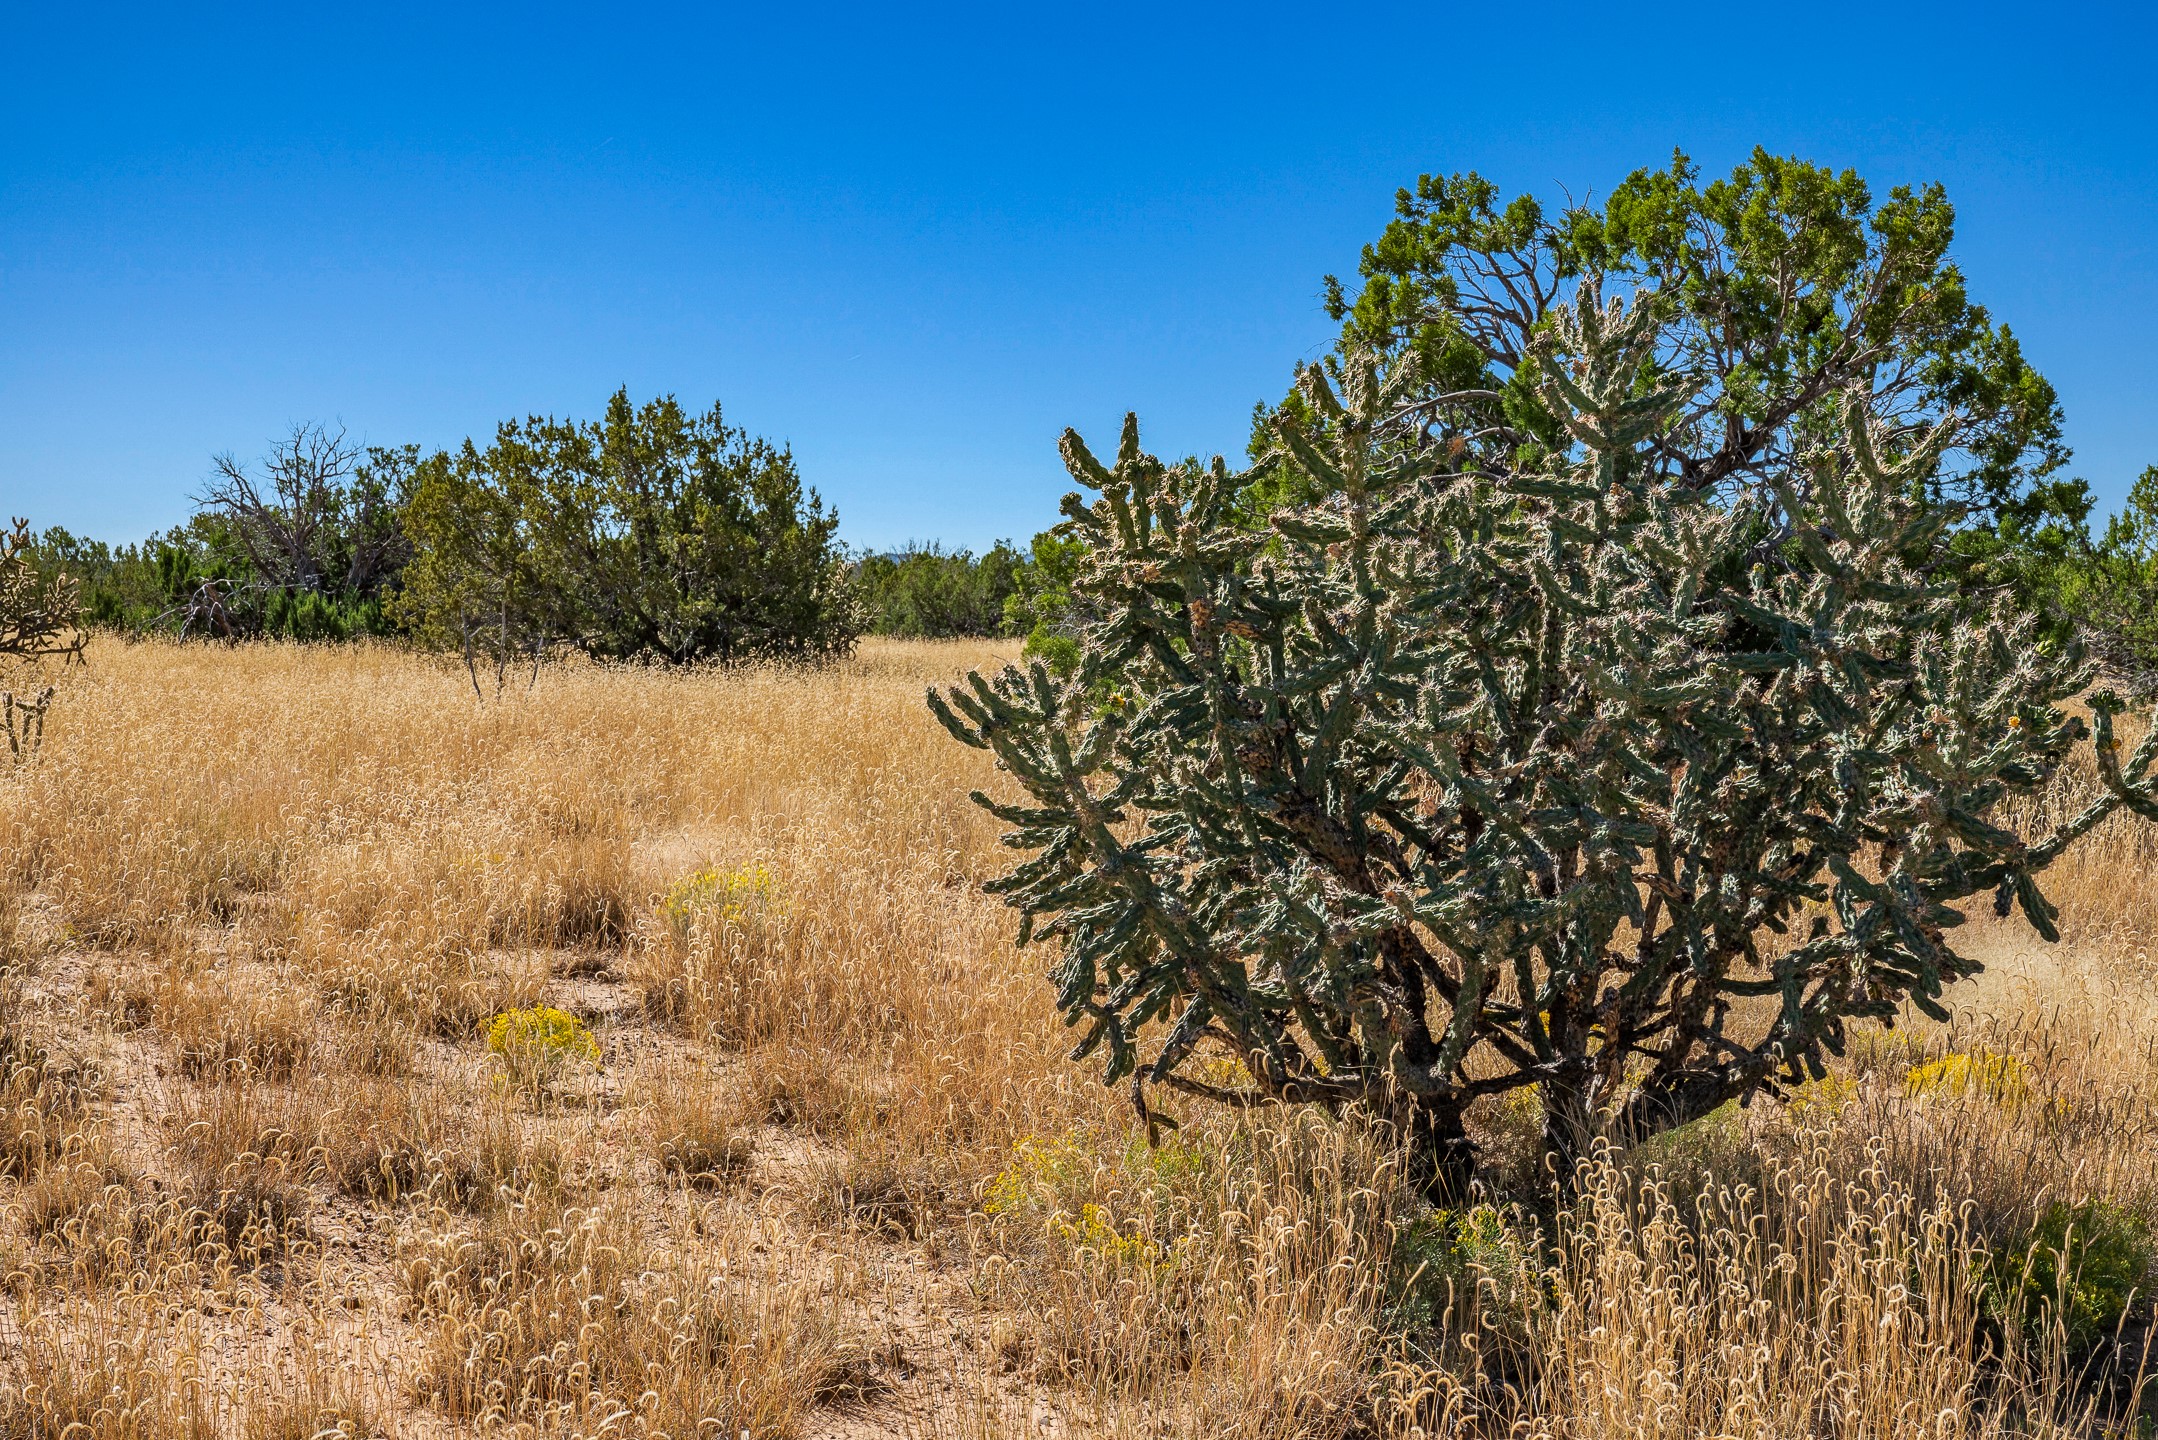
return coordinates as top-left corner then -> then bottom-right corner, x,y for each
1904,1050 -> 2031,1109
1051,1202 -> 1169,1269
485,1005 -> 600,1093
984,1130 -> 1192,1275
1195,1053 -> 1255,1090
983,1131 -> 1091,1218
1788,1073 -> 1859,1120
659,861 -> 783,940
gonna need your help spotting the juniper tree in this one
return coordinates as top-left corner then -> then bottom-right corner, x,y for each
397,391 -> 856,680
931,281 -> 2158,1202
1316,149 -> 2066,530
198,425 -> 412,602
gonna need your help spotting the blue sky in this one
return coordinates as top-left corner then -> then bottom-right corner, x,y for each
4,3 -> 2154,552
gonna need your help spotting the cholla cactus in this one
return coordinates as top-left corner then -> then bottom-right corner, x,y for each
931,280 -> 2158,1200
0,519 -> 83,672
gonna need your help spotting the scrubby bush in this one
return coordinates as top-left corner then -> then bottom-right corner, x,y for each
37,431 -> 413,642
1386,1200 -> 1543,1342
398,391 -> 855,679
659,860 -> 783,939
1904,1049 -> 2032,1109
2053,465 -> 2158,695
1987,1199 -> 2155,1356
1003,528 -> 1091,673
485,1006 -> 600,1095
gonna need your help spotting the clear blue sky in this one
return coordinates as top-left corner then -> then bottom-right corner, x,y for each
4,2 -> 2154,552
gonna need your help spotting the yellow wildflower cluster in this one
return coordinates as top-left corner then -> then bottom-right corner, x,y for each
983,1132 -> 1089,1218
1788,1073 -> 1859,1120
1904,1050 -> 2031,1109
485,1005 -> 601,1092
1052,1202 -> 1170,1269
1499,1080 -> 1543,1124
1196,1052 -> 1255,1090
984,1132 -> 1184,1275
659,860 -> 783,938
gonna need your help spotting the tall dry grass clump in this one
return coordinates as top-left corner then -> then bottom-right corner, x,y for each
966,1111 -> 1406,1437
1501,1147 -> 2090,1440
402,1192 -> 873,1431
0,637 -> 1095,1433
0,637 -> 2151,1435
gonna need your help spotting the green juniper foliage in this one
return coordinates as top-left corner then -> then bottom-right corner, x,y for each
931,274 -> 2158,1202
29,437 -> 413,642
1311,149 -> 2067,530
2018,464 -> 2158,697
851,541 -> 1025,638
397,390 -> 855,682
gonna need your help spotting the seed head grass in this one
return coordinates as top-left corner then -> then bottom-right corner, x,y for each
0,637 -> 2152,1435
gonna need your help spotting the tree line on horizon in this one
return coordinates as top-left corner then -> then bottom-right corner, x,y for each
37,390 -> 2158,695
17,144 -> 2158,694
20,395 -> 1089,682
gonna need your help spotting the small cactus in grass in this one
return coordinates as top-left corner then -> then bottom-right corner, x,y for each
485,1006 -> 600,1093
659,861 -> 783,940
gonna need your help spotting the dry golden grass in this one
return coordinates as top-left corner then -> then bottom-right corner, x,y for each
0,635 -> 2150,1437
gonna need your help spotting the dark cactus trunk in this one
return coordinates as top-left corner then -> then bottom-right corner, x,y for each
1400,1099 -> 1479,1207
1540,1065 -> 1598,1193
